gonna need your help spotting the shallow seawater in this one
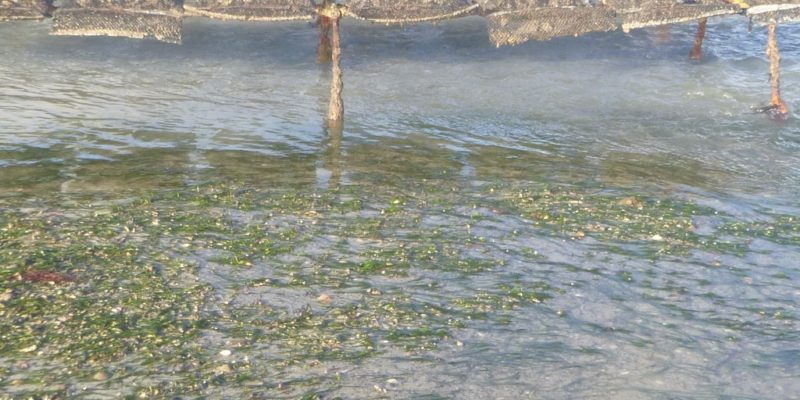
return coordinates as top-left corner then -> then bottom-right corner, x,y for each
1,15 -> 799,399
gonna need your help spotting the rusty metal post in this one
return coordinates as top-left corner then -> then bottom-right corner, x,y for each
689,18 -> 707,60
327,11 -> 344,125
317,15 -> 331,64
766,22 -> 789,119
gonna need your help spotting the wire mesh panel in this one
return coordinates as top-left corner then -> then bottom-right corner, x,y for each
480,0 -> 614,45
0,0 -> 51,21
746,0 -> 800,24
487,7 -> 616,45
479,0 -> 595,13
52,0 -> 183,43
608,0 -> 740,32
344,0 -> 479,23
183,0 -> 316,21
28,0 -> 800,46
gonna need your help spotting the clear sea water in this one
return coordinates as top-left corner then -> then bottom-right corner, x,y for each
1,16 -> 799,399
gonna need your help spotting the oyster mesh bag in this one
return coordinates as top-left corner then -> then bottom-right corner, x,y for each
52,0 -> 183,43
1,0 -> 52,21
182,0 -> 316,21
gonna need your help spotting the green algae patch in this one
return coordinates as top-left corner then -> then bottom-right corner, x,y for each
356,258 -> 410,276
499,186 -> 747,255
1,176 -> 795,398
0,210 -> 211,397
719,214 -> 800,246
505,188 -> 699,241
218,290 -> 471,365
453,282 -> 554,319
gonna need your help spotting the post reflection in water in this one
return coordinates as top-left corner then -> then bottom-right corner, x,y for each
318,120 -> 344,190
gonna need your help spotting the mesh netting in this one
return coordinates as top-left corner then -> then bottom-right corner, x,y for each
611,1 -> 740,32
487,7 -> 615,45
19,0 -> 800,45
62,0 -> 178,10
483,0 -> 740,44
745,0 -> 800,6
479,0 -> 590,13
0,0 -> 50,20
52,0 -> 182,43
345,0 -> 478,23
746,0 -> 800,24
183,0 -> 315,21
750,7 -> 800,23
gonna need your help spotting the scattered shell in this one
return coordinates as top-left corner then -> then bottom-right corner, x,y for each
317,293 -> 332,305
19,344 -> 37,353
373,384 -> 388,394
219,349 -> 232,357
620,197 -> 643,208
650,234 -> 663,241
92,371 -> 109,381
214,364 -> 232,375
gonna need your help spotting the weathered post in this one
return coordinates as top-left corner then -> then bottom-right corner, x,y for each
325,2 -> 344,125
689,17 -> 707,60
317,15 -> 332,64
766,21 -> 789,119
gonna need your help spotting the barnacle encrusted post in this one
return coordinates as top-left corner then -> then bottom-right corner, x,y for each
766,21 -> 789,119
317,14 -> 332,63
322,1 -> 344,125
689,17 -> 707,60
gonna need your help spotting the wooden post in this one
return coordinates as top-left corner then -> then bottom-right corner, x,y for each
766,21 -> 789,119
689,18 -> 707,61
327,12 -> 344,124
317,15 -> 331,64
